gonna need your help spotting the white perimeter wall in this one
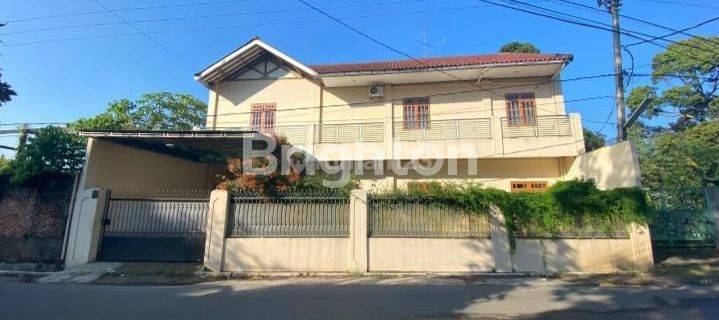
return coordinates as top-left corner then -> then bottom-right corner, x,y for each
368,238 -> 494,272
223,238 -> 349,272
208,191 -> 653,274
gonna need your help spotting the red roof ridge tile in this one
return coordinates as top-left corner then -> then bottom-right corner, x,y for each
308,52 -> 573,74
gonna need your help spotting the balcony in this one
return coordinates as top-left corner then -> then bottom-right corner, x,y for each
312,114 -> 583,161
214,114 -> 584,161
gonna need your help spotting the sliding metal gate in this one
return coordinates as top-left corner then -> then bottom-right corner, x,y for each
97,191 -> 209,262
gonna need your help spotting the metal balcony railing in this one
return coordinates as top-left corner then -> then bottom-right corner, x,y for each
393,118 -> 492,141
214,125 -> 308,145
315,122 -> 385,143
500,115 -> 573,138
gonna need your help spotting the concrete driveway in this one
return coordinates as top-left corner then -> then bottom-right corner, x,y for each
1,276 -> 718,320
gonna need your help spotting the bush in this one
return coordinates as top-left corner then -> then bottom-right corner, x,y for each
217,134 -> 358,197
370,179 -> 654,244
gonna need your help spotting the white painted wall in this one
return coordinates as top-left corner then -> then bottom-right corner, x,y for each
565,141 -> 642,190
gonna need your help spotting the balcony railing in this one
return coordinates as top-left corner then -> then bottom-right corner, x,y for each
214,125 -> 308,145
211,115 -> 575,145
315,122 -> 385,143
500,115 -> 572,138
393,118 -> 492,141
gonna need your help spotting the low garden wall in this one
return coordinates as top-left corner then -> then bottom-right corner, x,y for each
205,189 -> 654,274
513,226 -> 653,272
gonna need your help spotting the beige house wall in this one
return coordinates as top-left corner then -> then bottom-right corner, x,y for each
565,141 -> 642,190
81,138 -> 211,191
357,158 -> 569,192
209,75 -> 566,127
210,74 -> 321,129
205,65 -> 583,161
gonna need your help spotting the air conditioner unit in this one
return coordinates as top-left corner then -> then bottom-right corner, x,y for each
369,85 -> 384,99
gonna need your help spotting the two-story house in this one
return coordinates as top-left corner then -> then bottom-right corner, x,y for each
193,37 -> 585,191
69,37 -> 643,266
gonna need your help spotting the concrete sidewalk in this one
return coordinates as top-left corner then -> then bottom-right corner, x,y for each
2,275 -> 719,319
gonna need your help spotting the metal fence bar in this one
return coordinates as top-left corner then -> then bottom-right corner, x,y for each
517,220 -> 630,239
367,197 -> 491,238
228,192 -> 350,237
103,198 -> 209,238
647,188 -> 716,248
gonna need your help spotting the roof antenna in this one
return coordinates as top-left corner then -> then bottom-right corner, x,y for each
412,29 -> 446,57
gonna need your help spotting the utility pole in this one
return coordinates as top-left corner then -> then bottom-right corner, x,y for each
599,0 -> 626,141
17,123 -> 28,152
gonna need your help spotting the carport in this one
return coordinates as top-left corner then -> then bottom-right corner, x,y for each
65,130 -> 260,265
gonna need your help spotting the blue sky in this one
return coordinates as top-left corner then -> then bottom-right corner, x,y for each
1,0 -> 718,155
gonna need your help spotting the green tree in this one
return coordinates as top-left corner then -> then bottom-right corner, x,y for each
11,126 -> 86,184
638,121 -> 719,191
627,36 -> 719,131
0,71 -> 16,107
583,128 -> 606,152
499,42 -> 540,54
70,92 -> 206,131
70,99 -> 135,131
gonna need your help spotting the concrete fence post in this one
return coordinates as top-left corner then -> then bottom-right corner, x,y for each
349,189 -> 368,273
203,189 -> 230,272
489,205 -> 513,272
64,188 -> 108,268
629,223 -> 654,270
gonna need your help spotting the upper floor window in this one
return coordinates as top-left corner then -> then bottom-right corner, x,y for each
506,92 -> 537,126
403,97 -> 430,129
250,103 -> 276,132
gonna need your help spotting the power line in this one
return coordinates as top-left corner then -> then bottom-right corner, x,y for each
294,0 -> 543,108
473,0 -> 716,65
294,0 -> 637,132
493,0 -> 718,56
207,74 -> 620,119
551,0 -> 719,47
624,16 -> 719,47
597,102 -> 616,134
90,0 -> 197,70
2,95 -> 616,129
633,0 -> 719,11
3,0 -> 256,23
0,0 -> 443,36
3,4 -> 486,47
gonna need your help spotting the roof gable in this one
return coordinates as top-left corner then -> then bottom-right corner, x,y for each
194,37 -> 317,87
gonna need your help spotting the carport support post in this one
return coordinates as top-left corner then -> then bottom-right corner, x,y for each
204,190 -> 230,272
489,205 -> 513,272
64,188 -> 108,268
349,189 -> 368,273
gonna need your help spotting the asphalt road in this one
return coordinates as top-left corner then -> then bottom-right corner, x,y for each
1,276 -> 719,319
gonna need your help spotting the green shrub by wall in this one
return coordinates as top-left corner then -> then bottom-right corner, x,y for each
369,180 -> 654,244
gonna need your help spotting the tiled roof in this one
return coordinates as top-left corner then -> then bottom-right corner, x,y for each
309,53 -> 573,74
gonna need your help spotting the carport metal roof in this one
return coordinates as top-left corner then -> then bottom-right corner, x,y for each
79,130 -> 262,164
